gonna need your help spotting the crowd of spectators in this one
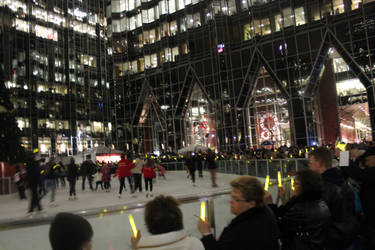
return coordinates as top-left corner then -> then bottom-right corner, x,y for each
47,144 -> 375,250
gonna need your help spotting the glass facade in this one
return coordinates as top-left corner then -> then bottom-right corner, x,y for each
0,0 -> 111,156
109,0 -> 375,153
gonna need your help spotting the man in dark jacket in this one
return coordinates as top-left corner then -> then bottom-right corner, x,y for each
197,176 -> 279,250
80,155 -> 95,191
309,147 -> 359,250
26,151 -> 43,213
360,147 -> 375,248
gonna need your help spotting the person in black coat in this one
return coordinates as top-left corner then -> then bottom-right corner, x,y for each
67,157 -> 78,200
80,155 -> 95,191
360,147 -> 375,249
25,152 -> 43,213
266,169 -> 331,250
197,176 -> 279,250
309,147 -> 359,250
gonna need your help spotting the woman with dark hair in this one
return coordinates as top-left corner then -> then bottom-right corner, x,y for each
130,195 -> 204,250
266,169 -> 331,250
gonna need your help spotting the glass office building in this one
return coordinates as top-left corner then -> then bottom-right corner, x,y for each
0,0 -> 111,156
108,0 -> 375,153
2,0 -> 374,155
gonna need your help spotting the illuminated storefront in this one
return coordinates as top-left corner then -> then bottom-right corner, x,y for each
184,84 -> 216,149
249,68 -> 291,148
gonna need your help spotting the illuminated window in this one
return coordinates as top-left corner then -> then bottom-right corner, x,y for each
295,7 -> 306,25
172,46 -> 179,61
16,117 -> 29,130
333,0 -> 345,14
15,19 -> 29,33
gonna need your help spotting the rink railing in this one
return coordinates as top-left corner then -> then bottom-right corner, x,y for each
0,182 -> 282,250
160,159 -> 310,178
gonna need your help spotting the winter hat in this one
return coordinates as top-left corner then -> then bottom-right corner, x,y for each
49,212 -> 93,250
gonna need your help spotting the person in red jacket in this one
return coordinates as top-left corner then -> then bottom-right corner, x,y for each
142,159 -> 156,198
114,153 -> 134,198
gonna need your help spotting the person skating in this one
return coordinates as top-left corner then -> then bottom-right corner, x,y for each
80,155 -> 95,191
206,150 -> 218,187
102,163 -> 111,192
142,159 -> 156,198
132,156 -> 144,193
44,157 -> 58,207
114,153 -> 134,198
25,151 -> 43,214
67,157 -> 78,200
13,165 -> 27,200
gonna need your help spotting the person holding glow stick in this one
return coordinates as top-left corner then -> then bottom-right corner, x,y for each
130,195 -> 204,250
197,176 -> 279,250
264,169 -> 330,250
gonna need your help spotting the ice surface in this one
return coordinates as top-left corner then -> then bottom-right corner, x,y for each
0,171 -> 277,250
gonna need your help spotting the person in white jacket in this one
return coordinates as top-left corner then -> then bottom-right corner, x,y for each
132,157 -> 144,193
130,195 -> 204,250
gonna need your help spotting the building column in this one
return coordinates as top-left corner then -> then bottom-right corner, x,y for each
366,85 -> 375,141
318,59 -> 340,144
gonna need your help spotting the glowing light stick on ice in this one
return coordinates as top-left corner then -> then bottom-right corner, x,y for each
278,171 -> 282,187
128,214 -> 138,238
264,175 -> 270,191
200,202 -> 206,221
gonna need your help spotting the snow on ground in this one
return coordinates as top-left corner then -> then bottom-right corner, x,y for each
0,171 -> 241,222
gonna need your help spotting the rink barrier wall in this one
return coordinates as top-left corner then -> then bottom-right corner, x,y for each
0,158 -> 301,230
160,159 -> 309,178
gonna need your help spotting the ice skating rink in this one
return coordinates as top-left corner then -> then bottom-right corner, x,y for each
0,171 -> 276,250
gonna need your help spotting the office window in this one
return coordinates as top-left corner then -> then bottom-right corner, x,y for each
180,17 -> 187,32
168,0 -> 176,13
145,55 -> 152,69
137,14 -> 142,28
322,0 -> 332,16
178,0 -> 185,10
310,2 -> 321,21
129,16 -> 136,30
170,20 -> 178,35
295,7 -> 306,26
131,60 -> 138,73
121,17 -> 128,32
333,0 -> 345,14
164,48 -> 172,62
261,18 -> 271,35
138,33 -> 144,48
186,14 -> 194,29
128,0 -> 135,10
159,0 -> 168,15
282,7 -> 294,27
253,19 -> 261,36
172,46 -> 179,61
193,12 -> 201,27
112,19 -> 121,32
162,22 -> 170,37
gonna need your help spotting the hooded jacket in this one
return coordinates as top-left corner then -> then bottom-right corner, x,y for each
136,230 -> 204,250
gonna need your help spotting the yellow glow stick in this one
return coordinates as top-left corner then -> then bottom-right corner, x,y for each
264,175 -> 270,191
291,178 -> 295,191
200,202 -> 206,221
278,171 -> 282,187
128,214 -> 138,238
